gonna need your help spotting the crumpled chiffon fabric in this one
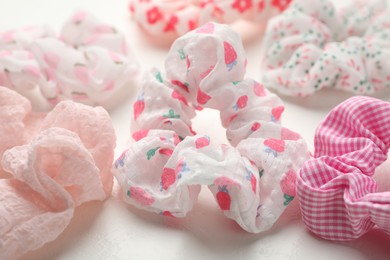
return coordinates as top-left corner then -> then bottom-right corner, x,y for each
113,22 -> 309,233
260,0 -> 390,97
0,87 -> 116,259
0,11 -> 139,107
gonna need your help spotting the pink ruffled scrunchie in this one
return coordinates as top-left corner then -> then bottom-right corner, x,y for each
298,96 -> 390,241
0,87 -> 116,259
0,11 -> 139,107
260,0 -> 390,97
113,22 -> 309,233
129,0 -> 292,38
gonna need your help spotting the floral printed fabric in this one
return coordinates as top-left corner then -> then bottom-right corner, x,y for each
0,11 -> 139,107
113,22 -> 309,233
129,0 -> 292,38
260,0 -> 390,97
298,96 -> 390,241
0,87 -> 116,259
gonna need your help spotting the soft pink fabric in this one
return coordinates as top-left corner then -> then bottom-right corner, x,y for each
113,22 -> 309,233
297,96 -> 390,241
0,87 -> 116,259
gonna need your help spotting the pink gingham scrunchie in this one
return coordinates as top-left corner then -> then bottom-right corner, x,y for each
297,96 -> 390,241
260,0 -> 390,97
0,11 -> 139,107
129,0 -> 292,38
113,22 -> 309,233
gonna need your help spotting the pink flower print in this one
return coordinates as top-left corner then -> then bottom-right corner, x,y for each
224,41 -> 237,71
264,138 -> 285,157
271,0 -> 291,12
132,129 -> 149,141
196,22 -> 215,34
74,63 -> 89,84
232,0 -> 252,13
233,95 -> 248,110
195,135 -> 210,149
188,19 -> 197,31
133,93 -> 145,120
197,88 -> 211,105
258,0 -> 265,12
271,106 -> 284,122
146,6 -> 163,24
161,167 -> 176,190
128,186 -> 155,206
163,15 -> 178,32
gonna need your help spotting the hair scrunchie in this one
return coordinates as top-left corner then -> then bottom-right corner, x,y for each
113,22 -> 309,233
260,0 -> 390,97
0,87 -> 116,259
297,96 -> 390,241
0,11 -> 139,107
129,0 -> 292,38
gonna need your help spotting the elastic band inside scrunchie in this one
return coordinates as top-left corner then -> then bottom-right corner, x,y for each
0,87 -> 116,259
297,96 -> 390,241
260,0 -> 390,97
113,22 -> 309,233
129,0 -> 292,41
0,11 -> 139,109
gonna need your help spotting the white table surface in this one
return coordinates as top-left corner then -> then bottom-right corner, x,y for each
1,0 -> 390,259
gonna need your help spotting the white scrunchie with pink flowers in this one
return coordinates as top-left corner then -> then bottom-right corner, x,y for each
129,0 -> 293,38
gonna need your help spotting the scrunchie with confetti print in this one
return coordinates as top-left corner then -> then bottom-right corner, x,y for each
0,11 -> 139,108
113,22 -> 309,233
260,0 -> 390,97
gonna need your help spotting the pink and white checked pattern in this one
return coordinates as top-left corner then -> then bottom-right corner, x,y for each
297,96 -> 390,241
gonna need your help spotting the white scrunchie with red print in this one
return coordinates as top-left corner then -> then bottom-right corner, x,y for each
113,22 -> 309,233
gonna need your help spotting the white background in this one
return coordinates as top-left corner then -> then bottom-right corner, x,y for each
1,0 -> 390,259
